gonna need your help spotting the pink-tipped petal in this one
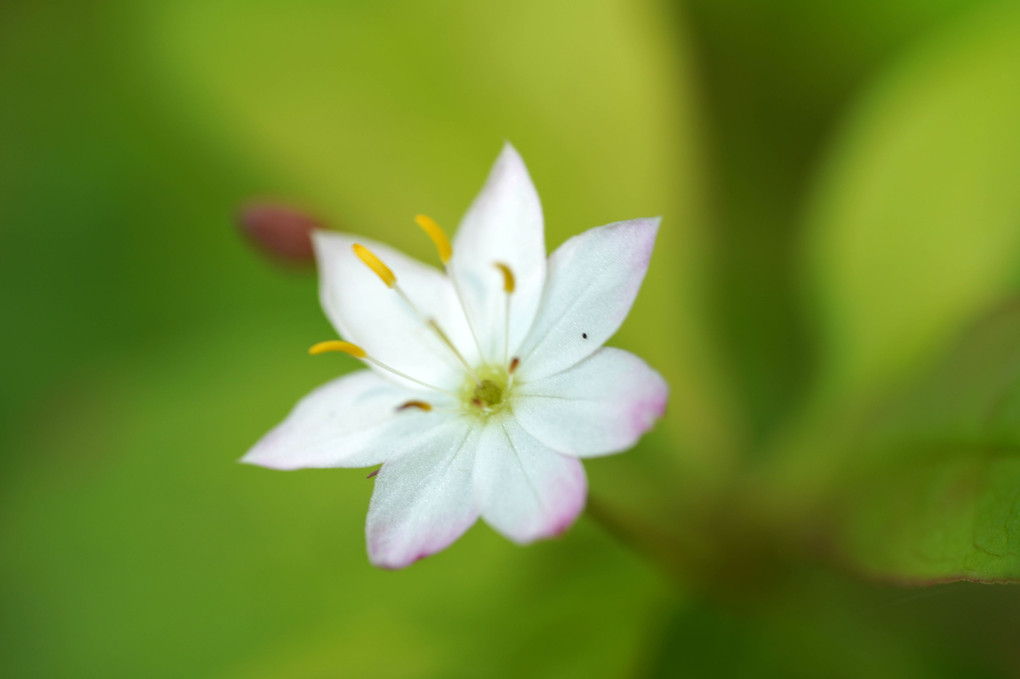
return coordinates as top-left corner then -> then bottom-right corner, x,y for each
241,371 -> 454,470
515,218 -> 660,381
514,348 -> 667,458
366,421 -> 481,569
451,143 -> 547,360
313,231 -> 478,392
473,416 -> 587,544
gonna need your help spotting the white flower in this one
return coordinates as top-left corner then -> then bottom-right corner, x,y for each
243,143 -> 667,568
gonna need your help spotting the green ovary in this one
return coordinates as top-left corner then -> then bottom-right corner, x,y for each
461,365 -> 511,414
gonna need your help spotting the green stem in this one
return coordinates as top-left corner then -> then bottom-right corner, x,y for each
586,494 -> 699,587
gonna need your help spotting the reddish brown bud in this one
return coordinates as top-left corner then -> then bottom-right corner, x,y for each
236,201 -> 322,263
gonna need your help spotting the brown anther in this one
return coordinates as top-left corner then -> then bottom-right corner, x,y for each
509,357 -> 520,374
366,468 -> 381,479
471,398 -> 483,408
396,400 -> 432,412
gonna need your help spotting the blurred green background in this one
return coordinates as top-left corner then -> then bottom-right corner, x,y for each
3,0 -> 1020,676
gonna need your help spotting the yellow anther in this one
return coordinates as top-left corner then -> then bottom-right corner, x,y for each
397,400 -> 433,412
414,214 -> 452,264
308,340 -> 367,358
494,262 -> 515,293
352,243 -> 396,288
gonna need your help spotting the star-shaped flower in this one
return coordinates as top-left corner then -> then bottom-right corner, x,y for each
243,144 -> 667,568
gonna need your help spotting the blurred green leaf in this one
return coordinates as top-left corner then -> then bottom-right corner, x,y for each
644,573 -> 1014,679
677,0 -> 992,446
0,320 -> 671,678
804,2 -> 1020,402
826,302 -> 1020,583
836,457 -> 1020,584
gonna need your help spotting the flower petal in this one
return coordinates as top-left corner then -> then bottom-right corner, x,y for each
241,370 -> 455,470
313,230 -> 477,392
515,218 -> 660,381
451,143 -> 546,362
473,415 -> 587,544
514,348 -> 667,457
366,419 -> 481,569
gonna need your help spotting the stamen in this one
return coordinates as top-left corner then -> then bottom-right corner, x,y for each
509,357 -> 520,374
352,243 -> 396,288
362,356 -> 459,397
308,340 -> 367,357
494,262 -> 515,293
412,214 -> 487,363
396,400 -> 432,412
449,271 -> 487,365
309,338 -> 458,397
351,236 -> 479,380
425,318 -> 478,378
494,261 -> 515,362
414,214 -> 452,264
387,282 -> 480,381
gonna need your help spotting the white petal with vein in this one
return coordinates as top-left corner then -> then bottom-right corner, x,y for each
474,415 -> 587,543
516,218 -> 659,381
366,419 -> 480,568
242,370 -> 454,470
515,348 -> 667,457
451,143 -> 547,361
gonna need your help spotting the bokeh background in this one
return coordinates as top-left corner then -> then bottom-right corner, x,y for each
3,0 -> 1020,677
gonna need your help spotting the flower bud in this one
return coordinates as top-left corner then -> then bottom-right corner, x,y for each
236,201 -> 321,263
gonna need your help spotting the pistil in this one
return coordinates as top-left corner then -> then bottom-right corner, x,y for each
460,364 -> 512,416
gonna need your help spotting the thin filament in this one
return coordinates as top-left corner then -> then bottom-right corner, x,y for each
394,285 -> 480,382
309,338 -> 458,397
363,356 -> 459,397
412,215 -> 487,365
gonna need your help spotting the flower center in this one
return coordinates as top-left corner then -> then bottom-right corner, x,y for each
474,379 -> 503,407
461,364 -> 511,415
